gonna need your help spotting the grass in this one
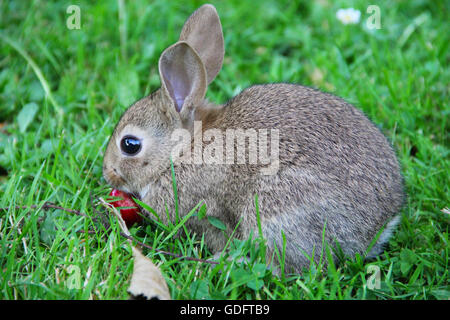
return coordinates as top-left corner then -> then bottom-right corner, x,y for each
0,0 -> 448,300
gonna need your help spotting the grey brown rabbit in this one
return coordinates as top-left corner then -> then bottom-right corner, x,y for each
103,4 -> 405,273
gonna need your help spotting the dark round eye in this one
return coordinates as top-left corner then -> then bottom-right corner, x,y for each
120,135 -> 142,156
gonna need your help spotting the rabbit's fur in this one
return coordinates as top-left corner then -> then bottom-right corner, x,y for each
103,4 -> 404,273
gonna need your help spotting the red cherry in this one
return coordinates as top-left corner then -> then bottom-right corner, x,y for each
108,189 -> 142,227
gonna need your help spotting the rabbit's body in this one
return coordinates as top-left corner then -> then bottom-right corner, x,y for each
103,5 -> 405,273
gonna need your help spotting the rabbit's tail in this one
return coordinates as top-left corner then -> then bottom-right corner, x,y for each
366,215 -> 401,259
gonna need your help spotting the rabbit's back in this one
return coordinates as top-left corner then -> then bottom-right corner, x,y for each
210,83 -> 404,268
220,83 -> 402,179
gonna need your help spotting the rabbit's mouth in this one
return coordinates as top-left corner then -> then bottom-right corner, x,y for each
103,165 -> 145,201
103,165 -> 128,189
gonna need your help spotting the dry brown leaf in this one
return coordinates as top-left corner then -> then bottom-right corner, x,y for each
128,246 -> 171,300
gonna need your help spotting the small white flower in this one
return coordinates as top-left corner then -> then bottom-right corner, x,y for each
336,8 -> 361,25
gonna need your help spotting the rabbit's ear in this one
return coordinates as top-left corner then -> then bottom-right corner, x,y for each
158,41 -> 207,120
179,4 -> 224,84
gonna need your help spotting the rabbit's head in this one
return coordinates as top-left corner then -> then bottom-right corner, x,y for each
103,4 -> 224,196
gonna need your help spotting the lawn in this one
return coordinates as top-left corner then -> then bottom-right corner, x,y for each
0,0 -> 448,300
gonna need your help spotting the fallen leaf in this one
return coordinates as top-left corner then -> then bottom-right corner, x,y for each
128,246 -> 171,300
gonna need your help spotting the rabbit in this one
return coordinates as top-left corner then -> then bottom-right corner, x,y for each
103,4 -> 405,274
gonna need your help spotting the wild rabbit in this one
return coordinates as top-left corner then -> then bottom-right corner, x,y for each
103,4 -> 404,273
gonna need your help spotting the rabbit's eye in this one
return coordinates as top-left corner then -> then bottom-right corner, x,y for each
120,136 -> 142,156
